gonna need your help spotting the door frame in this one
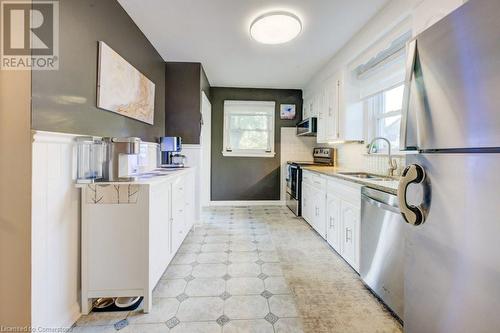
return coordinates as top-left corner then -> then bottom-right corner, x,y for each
200,91 -> 212,207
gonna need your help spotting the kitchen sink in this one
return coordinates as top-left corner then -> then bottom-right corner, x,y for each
338,172 -> 394,181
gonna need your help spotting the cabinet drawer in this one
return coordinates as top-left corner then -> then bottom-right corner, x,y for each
302,170 -> 313,185
327,177 -> 361,207
311,174 -> 326,190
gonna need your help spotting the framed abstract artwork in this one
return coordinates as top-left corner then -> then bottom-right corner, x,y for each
97,41 -> 155,124
280,104 -> 296,120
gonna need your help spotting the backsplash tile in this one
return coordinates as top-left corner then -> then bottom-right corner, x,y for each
332,143 -> 405,176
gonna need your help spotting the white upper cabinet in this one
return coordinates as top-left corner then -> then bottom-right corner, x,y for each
413,0 -> 467,36
302,94 -> 318,119
311,71 -> 363,144
317,77 -> 339,143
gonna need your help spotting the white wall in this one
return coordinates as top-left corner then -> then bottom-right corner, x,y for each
304,0 -> 420,96
182,144 -> 202,222
32,132 -> 81,329
303,0 -> 420,174
31,131 -> 160,329
303,0 -> 473,174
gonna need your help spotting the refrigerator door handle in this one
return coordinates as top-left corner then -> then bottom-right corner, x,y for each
400,39 -> 418,151
398,164 -> 426,225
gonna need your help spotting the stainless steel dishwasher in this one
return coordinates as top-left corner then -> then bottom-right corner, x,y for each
360,187 -> 406,321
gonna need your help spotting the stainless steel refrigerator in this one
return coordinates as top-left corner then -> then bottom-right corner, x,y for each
398,0 -> 500,332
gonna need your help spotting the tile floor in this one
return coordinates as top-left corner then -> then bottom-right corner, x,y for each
74,206 -> 401,333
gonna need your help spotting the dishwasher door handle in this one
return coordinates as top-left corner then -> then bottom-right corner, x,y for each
362,196 -> 400,214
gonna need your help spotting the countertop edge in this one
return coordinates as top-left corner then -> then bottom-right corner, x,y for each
75,168 -> 193,187
302,166 -> 399,195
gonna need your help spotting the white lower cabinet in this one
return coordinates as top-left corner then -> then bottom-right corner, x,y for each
339,200 -> 360,270
326,193 -> 341,252
302,170 -> 362,272
312,188 -> 327,238
301,183 -> 312,223
80,168 -> 196,314
302,171 -> 327,239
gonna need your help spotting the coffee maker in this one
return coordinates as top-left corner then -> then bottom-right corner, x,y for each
160,136 -> 185,168
102,137 -> 141,181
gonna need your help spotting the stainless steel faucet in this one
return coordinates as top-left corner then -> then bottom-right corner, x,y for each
367,137 -> 398,176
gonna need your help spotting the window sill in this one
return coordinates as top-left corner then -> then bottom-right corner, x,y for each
222,151 -> 276,158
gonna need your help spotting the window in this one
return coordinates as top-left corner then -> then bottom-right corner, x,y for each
365,84 -> 404,150
223,100 -> 275,157
348,24 -> 411,153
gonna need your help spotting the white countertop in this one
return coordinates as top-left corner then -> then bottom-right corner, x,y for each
76,167 -> 193,187
302,166 -> 399,195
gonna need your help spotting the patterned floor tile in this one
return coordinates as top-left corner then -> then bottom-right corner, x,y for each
153,278 -> 187,298
121,323 -> 170,333
228,251 -> 259,263
163,264 -> 193,279
197,252 -> 228,264
269,294 -> 299,317
172,252 -> 198,265
127,298 -> 179,324
264,277 -> 291,294
258,251 -> 280,262
185,278 -> 225,297
227,263 -> 261,277
201,243 -> 229,252
77,206 -> 401,333
224,295 -> 269,320
177,297 -> 224,321
222,319 -> 273,333
171,321 -> 222,332
76,311 -> 128,327
226,277 -> 265,295
273,318 -> 304,333
192,263 -> 227,278
261,263 -> 284,276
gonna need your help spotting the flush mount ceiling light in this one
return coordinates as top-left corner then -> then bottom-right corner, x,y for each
250,11 -> 302,44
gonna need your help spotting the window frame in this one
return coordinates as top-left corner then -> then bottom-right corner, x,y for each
365,83 -> 404,153
222,100 -> 276,158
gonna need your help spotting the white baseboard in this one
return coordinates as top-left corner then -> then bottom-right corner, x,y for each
209,200 -> 285,207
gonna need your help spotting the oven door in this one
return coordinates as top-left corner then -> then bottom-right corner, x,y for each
286,164 -> 298,199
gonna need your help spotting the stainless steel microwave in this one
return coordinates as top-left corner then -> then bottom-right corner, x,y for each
296,117 -> 317,136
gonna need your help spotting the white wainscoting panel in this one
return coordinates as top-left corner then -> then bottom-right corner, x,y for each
31,131 -> 159,328
31,131 -> 81,329
182,144 -> 201,223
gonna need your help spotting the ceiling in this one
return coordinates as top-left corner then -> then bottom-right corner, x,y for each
118,0 -> 390,89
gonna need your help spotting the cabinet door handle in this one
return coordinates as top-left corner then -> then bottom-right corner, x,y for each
345,228 -> 352,242
329,217 -> 334,228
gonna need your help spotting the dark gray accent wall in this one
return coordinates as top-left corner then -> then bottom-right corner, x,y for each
165,62 -> 210,144
210,87 -> 302,201
31,0 -> 166,142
